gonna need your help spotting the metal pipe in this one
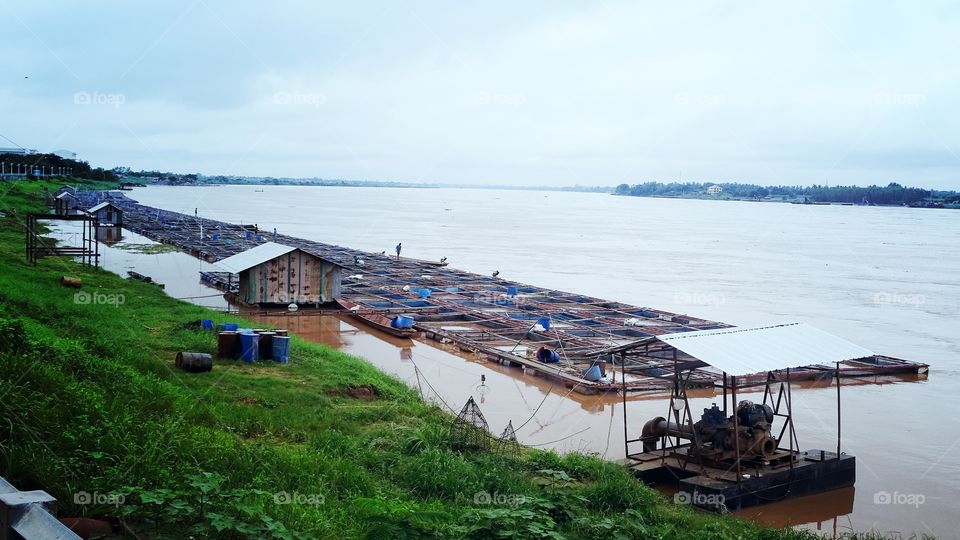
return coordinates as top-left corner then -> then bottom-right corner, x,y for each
836,361 -> 841,458
652,418 -> 694,439
621,352 -> 628,458
732,375 -> 741,483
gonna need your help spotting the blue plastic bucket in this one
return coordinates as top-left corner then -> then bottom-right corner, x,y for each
391,316 -> 415,329
272,336 -> 291,363
239,332 -> 259,362
506,286 -> 518,296
201,319 -> 214,331
220,322 -> 239,332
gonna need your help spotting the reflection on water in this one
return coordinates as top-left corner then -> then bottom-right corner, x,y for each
737,487 -> 855,533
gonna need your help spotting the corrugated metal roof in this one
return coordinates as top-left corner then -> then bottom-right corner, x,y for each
214,242 -> 298,274
655,322 -> 874,376
87,202 -> 119,213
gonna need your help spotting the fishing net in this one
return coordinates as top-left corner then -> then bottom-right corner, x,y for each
497,420 -> 520,455
451,396 -> 490,450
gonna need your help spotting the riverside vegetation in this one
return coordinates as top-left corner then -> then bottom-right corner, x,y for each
0,179 -> 924,539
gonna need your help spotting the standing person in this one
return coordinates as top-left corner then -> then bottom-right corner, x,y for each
395,242 -> 402,259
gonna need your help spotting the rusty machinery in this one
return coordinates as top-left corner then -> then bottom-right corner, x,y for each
621,346 -> 804,478
641,400 -> 780,467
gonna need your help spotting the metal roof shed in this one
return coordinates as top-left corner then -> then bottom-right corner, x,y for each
86,202 -> 123,226
649,322 -> 874,376
615,322 -> 865,496
214,242 -> 343,306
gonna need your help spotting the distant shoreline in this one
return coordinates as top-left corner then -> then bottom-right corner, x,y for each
610,192 -> 958,209
131,181 -> 958,209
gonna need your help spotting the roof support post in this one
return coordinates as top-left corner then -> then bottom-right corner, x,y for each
836,361 -> 842,458
732,375 -> 741,484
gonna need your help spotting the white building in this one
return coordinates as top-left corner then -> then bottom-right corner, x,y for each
707,184 -> 723,195
0,147 -> 38,155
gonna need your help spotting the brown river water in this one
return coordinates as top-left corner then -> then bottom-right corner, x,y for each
51,185 -> 959,537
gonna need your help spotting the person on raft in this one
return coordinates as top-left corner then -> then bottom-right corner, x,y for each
395,242 -> 402,259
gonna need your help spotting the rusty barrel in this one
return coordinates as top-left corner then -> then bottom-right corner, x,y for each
217,331 -> 240,359
175,352 -> 212,373
257,331 -> 276,360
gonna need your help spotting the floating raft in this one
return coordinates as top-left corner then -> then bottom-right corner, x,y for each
75,191 -> 930,394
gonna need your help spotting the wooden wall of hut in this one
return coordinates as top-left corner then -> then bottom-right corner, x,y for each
237,250 -> 341,305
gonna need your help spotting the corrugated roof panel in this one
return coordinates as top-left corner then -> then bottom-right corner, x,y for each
657,322 -> 874,377
213,242 -> 297,274
87,202 -> 118,213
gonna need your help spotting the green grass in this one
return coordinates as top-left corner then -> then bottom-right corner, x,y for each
0,178 -> 908,539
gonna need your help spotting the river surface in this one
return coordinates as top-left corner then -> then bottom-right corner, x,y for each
81,186 -> 960,537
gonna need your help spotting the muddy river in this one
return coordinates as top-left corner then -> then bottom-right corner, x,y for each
50,185 -> 959,537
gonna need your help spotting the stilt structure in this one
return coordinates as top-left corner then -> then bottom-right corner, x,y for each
611,323 -> 859,512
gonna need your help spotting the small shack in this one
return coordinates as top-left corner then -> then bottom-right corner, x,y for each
86,201 -> 123,226
54,192 -> 76,215
214,242 -> 342,306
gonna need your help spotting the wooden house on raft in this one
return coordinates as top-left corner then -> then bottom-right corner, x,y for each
213,242 -> 343,307
86,201 -> 123,226
54,192 -> 76,215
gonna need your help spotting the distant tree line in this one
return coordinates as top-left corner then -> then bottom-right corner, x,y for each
0,152 -> 117,182
614,181 -> 951,205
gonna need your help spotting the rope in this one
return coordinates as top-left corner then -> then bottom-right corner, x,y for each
524,427 -> 591,447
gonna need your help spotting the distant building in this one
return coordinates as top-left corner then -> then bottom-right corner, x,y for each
0,147 -> 38,156
214,242 -> 343,306
53,149 -> 78,160
707,184 -> 723,195
86,202 -> 123,226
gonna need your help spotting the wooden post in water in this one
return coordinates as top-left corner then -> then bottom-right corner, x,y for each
836,361 -> 842,458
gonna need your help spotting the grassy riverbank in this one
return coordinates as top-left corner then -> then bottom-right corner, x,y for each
0,179 -> 886,539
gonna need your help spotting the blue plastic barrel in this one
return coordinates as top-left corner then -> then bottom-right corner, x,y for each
537,348 -> 560,363
391,316 -> 415,329
537,317 -> 551,330
220,322 -> 239,331
418,288 -> 431,298
506,286 -> 518,296
272,336 -> 291,364
583,365 -> 602,382
201,319 -> 214,331
239,332 -> 259,362
212,234 -> 220,241
238,327 -> 254,334
256,234 -> 264,241
245,231 -> 253,239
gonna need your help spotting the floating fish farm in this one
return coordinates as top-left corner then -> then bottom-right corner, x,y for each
70,191 -> 930,395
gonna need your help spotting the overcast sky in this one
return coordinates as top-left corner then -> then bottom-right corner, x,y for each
1,1 -> 958,188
